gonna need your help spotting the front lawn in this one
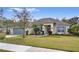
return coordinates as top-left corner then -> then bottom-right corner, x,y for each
1,35 -> 79,52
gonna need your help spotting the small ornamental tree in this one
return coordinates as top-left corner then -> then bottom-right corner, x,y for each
33,25 -> 40,35
12,8 -> 31,38
34,27 -> 40,35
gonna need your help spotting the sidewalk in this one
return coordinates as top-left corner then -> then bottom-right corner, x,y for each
0,42 -> 65,52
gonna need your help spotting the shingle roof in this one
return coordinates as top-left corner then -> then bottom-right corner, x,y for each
33,18 -> 70,26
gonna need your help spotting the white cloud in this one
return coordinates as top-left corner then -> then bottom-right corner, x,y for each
8,8 -> 39,12
26,8 -> 39,12
10,8 -> 23,12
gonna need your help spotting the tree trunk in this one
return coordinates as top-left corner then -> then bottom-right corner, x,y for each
22,20 -> 26,38
23,28 -> 25,38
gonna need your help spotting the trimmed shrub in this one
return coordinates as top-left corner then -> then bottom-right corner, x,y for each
33,27 -> 40,35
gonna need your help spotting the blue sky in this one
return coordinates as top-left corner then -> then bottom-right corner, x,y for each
3,7 -> 79,20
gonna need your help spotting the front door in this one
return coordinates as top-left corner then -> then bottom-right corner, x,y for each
45,25 -> 51,34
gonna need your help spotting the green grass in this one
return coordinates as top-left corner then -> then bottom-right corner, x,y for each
0,33 -> 6,40
0,49 -> 12,52
1,35 -> 79,52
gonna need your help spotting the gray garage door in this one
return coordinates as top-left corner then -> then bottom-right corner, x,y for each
13,28 -> 24,35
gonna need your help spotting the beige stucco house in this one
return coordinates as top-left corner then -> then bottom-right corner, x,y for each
0,18 -> 70,35
34,18 -> 70,35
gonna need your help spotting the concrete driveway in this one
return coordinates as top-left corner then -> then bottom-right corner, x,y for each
0,42 -> 65,52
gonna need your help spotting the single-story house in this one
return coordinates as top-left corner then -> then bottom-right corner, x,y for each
33,18 -> 70,35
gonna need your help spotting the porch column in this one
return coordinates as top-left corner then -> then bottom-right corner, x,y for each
10,28 -> 13,35
65,26 -> 69,34
42,25 -> 47,35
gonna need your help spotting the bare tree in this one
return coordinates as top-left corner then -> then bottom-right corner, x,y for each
12,8 -> 31,38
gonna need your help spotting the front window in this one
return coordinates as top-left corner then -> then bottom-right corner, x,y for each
57,27 -> 65,32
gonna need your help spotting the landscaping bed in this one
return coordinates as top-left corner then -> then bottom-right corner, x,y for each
0,35 -> 79,52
